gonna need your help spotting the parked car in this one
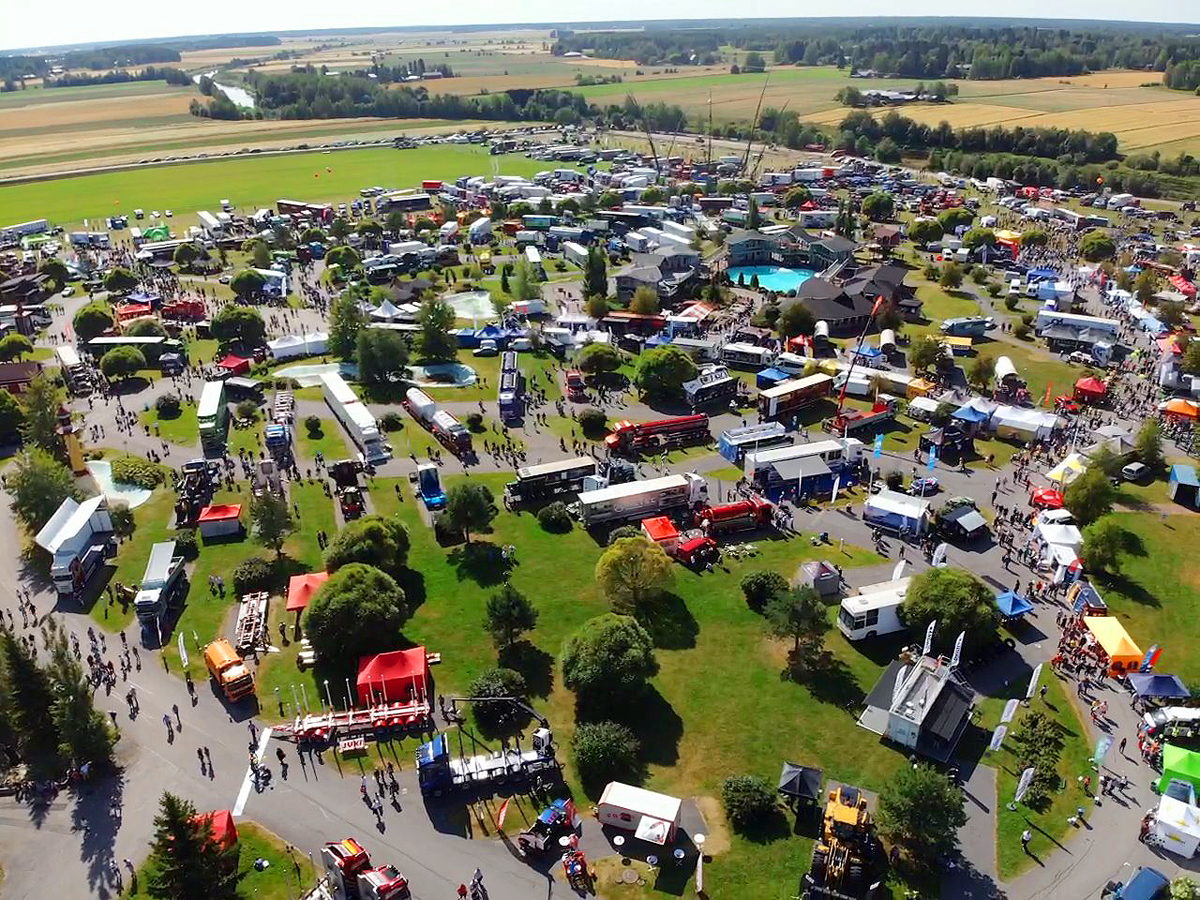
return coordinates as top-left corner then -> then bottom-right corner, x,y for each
910,477 -> 940,496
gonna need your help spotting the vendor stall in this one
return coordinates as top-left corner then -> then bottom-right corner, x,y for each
1169,465 -> 1200,509
596,782 -> 682,845
778,762 -> 823,806
1031,487 -> 1064,509
286,571 -> 329,614
356,646 -> 430,707
1155,794 -> 1200,858
1073,376 -> 1108,404
1159,745 -> 1200,795
996,590 -> 1033,621
1083,616 -> 1143,677
1047,453 -> 1088,485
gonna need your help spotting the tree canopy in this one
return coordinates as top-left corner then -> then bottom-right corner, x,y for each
146,792 -> 240,900
573,720 -> 642,790
329,291 -> 366,359
629,286 -> 661,315
861,192 -> 895,221
898,568 -> 999,655
444,482 -> 498,543
72,301 -> 114,342
417,294 -> 457,362
877,764 -> 967,861
356,327 -> 409,385
1082,516 -> 1134,574
324,515 -> 410,574
99,346 -> 146,381
229,269 -> 267,299
250,491 -> 293,557
1080,231 -> 1116,262
576,342 -> 623,375
211,305 -> 265,346
779,302 -> 817,339
102,267 -> 136,293
1064,466 -> 1115,525
304,563 -> 408,665
8,448 -> 80,532
595,536 -> 675,615
562,613 -> 658,710
908,219 -> 943,246
484,583 -> 539,649
634,346 -> 697,398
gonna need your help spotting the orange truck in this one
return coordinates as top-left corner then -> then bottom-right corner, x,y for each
204,639 -> 255,702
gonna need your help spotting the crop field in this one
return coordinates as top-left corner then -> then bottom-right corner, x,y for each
0,143 -> 554,228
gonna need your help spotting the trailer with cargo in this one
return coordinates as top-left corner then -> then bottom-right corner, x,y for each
320,373 -> 391,465
604,414 -> 710,456
416,727 -> 558,797
832,398 -> 898,436
575,473 -> 708,527
695,496 -> 773,534
683,364 -> 739,409
759,373 -> 834,421
403,388 -> 472,456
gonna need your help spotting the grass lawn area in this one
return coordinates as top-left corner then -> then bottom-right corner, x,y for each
420,349 -> 499,402
915,284 -> 981,323
294,417 -> 350,463
228,420 -> 261,458
295,472 -> 904,898
974,672 -> 1093,878
121,821 -> 315,900
140,402 -> 198,446
1087,511 -> 1200,684
90,488 -> 178,631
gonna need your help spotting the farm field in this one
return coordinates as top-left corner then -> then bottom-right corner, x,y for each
0,143 -> 557,230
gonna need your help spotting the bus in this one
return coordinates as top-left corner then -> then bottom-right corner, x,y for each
197,380 -> 228,454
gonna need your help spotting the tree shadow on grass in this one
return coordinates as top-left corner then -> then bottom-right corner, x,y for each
620,687 -> 683,771
266,554 -> 312,594
734,806 -> 793,845
498,640 -> 555,699
635,593 -> 698,650
787,649 -> 864,712
394,565 -> 428,613
447,541 -> 509,587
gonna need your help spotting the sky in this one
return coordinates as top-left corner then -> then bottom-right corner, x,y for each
4,3 -> 1198,52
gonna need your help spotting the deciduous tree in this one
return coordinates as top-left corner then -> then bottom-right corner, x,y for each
594,536 -> 674,615
444,482 -> 497,543
417,293 -> 457,362
484,583 -> 538,649
898,568 -> 999,656
562,613 -> 658,710
99,346 -> 146,381
877,764 -> 966,860
1064,466 -> 1115,526
72,301 -> 114,342
212,304 -> 265,344
634,346 -> 697,398
8,448 -> 80,532
250,492 -> 293,558
304,564 -> 407,665
324,515 -> 410,574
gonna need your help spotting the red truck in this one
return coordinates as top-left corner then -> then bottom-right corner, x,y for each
695,496 -> 773,534
832,398 -> 898,436
604,414 -> 710,455
565,370 -> 587,402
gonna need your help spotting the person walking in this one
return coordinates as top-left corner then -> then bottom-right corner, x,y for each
1021,829 -> 1032,854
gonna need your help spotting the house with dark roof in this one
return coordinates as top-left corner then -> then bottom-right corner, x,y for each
726,227 -> 856,272
0,273 -> 49,306
784,263 -> 918,335
616,246 -> 700,302
0,361 -> 42,394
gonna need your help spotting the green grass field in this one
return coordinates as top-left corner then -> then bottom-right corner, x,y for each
121,820 -> 315,900
0,145 -> 560,229
294,417 -> 351,462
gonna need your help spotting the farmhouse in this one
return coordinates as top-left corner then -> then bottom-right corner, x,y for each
616,245 -> 701,302
0,360 -> 42,394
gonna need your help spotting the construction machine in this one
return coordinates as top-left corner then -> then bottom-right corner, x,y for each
517,799 -> 580,856
802,785 -> 881,900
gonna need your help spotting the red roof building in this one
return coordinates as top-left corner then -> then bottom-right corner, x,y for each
356,647 -> 430,706
286,572 -> 329,613
197,504 -> 242,538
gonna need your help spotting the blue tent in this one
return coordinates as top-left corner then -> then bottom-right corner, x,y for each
756,367 -> 790,389
1028,267 -> 1058,281
952,405 -> 990,425
996,590 -> 1033,618
1128,672 -> 1191,700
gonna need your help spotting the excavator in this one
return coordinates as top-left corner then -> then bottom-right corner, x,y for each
803,785 -> 882,899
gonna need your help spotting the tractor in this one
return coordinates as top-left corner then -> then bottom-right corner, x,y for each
802,784 -> 882,900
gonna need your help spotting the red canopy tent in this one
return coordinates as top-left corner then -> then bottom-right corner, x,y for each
356,647 -> 429,706
193,810 -> 238,849
217,354 -> 251,377
116,303 -> 154,322
1170,274 -> 1197,297
1073,376 -> 1107,403
1031,487 -> 1064,509
286,572 -> 329,613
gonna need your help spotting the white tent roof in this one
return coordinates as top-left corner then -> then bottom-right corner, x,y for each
1038,520 -> 1083,550
1156,794 -> 1200,857
995,356 -> 1017,382
866,489 -> 931,520
35,495 -> 105,554
370,299 -> 403,321
598,781 -> 682,825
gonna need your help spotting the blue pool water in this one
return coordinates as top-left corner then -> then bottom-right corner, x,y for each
728,265 -> 815,293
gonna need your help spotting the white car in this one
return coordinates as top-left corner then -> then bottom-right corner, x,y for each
150,210 -> 160,218
61,286 -> 74,297
164,209 -> 173,217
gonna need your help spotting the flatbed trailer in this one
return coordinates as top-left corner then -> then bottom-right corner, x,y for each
416,728 -> 559,796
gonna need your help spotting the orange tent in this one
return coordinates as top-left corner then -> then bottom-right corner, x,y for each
1083,616 -> 1143,676
1164,399 -> 1200,421
286,572 -> 329,613
193,810 -> 238,849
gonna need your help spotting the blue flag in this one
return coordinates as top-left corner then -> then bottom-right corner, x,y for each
927,446 -> 937,472
873,433 -> 884,458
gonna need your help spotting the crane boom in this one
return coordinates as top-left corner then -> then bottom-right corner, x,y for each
742,77 -> 770,172
750,100 -> 789,180
448,696 -> 550,728
626,94 -> 660,174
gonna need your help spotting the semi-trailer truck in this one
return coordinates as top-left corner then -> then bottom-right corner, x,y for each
576,473 -> 708,527
204,639 -> 255,702
319,373 -> 391,465
404,388 -> 472,455
604,414 -> 710,456
134,540 -> 187,646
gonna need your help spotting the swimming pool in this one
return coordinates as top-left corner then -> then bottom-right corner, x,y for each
408,363 -> 478,387
445,290 -> 497,320
86,460 -> 152,509
274,361 -> 359,387
727,265 -> 815,293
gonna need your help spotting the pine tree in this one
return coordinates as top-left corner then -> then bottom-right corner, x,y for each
0,626 -> 61,774
44,620 -> 116,768
148,792 -> 241,900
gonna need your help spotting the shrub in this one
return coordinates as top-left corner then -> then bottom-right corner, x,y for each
1004,294 -> 1020,311
304,414 -> 322,435
1020,312 -> 1034,326
467,667 -> 528,732
607,525 -> 642,544
886,470 -> 904,490
175,528 -> 198,559
112,456 -> 164,489
578,407 -> 608,438
380,411 -> 404,432
155,393 -> 182,418
537,501 -> 572,533
986,282 -> 1002,297
235,399 -> 259,421
573,721 -> 642,789
233,556 -> 274,594
465,411 -> 484,431
1014,322 -> 1031,339
721,775 -> 777,830
970,265 -> 989,285
110,502 -> 135,537
741,571 -> 789,612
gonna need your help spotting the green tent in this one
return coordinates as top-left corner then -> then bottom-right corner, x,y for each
1158,744 -> 1200,794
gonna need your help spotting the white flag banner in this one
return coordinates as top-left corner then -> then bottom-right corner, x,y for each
1001,698 -> 1021,724
1026,663 -> 1044,700
830,474 -> 842,505
923,619 -> 937,656
931,542 -> 950,568
891,559 -> 907,582
892,665 -> 909,706
988,725 -> 1008,752
949,631 -> 966,669
1014,766 -> 1037,804
178,632 -> 189,669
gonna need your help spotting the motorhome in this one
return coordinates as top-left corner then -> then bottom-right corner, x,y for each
837,578 -> 910,640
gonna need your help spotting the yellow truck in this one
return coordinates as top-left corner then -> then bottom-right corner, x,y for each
204,639 -> 255,702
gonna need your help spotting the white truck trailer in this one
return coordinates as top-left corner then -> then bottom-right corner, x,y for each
319,372 -> 390,464
134,540 -> 187,645
575,473 -> 708,527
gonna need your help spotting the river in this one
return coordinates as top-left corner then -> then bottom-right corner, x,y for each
193,71 -> 256,109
